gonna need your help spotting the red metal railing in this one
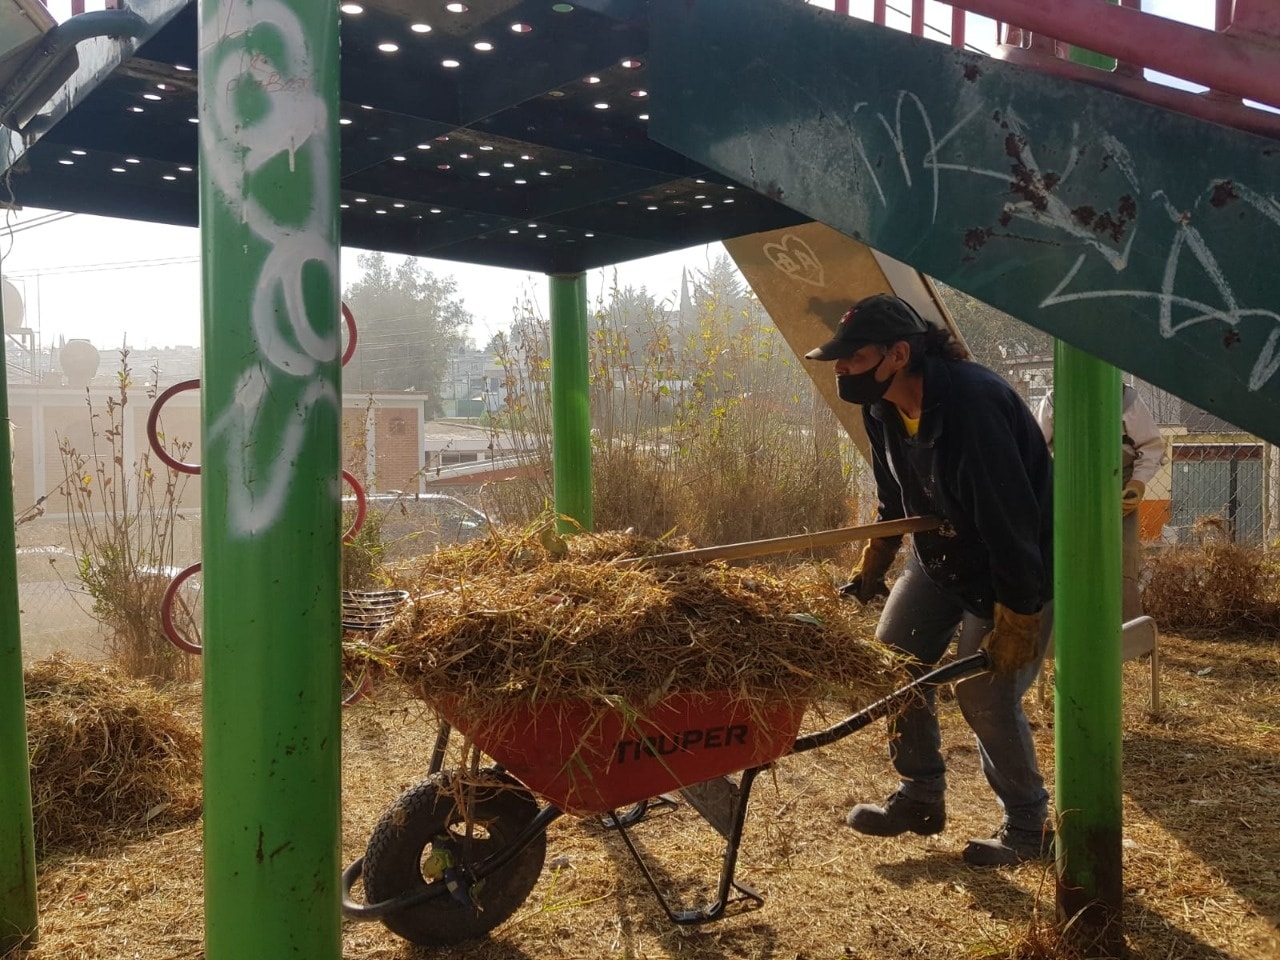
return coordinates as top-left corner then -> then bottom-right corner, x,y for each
826,0 -> 1280,137
44,0 -> 1280,134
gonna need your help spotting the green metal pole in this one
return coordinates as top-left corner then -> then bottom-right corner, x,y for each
549,273 -> 593,533
1053,341 -> 1124,949
199,3 -> 342,958
0,296 -> 38,954
1053,21 -> 1125,952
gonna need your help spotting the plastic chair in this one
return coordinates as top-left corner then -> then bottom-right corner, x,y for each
1037,616 -> 1160,712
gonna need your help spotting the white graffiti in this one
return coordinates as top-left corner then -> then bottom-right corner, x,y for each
1041,187 -> 1280,393
201,1 -> 340,537
763,233 -> 826,286
791,79 -> 1279,395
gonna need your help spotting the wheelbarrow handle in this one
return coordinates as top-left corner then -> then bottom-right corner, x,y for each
790,651 -> 990,755
617,516 -> 941,568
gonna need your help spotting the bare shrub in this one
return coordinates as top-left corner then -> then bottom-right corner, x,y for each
1144,517 -> 1280,630
342,505 -> 389,591
486,271 -> 851,549
55,353 -> 197,681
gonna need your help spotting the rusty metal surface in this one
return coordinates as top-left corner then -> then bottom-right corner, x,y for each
649,0 -> 1280,445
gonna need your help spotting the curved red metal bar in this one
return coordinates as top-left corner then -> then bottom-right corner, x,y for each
146,379 -> 202,475
341,469 -> 366,544
161,562 -> 203,655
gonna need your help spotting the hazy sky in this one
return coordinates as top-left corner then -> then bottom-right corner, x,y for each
0,208 -> 724,350
0,0 -> 1213,351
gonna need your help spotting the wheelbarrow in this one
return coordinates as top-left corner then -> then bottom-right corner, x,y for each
341,649 -> 990,947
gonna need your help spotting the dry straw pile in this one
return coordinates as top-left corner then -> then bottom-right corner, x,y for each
1144,519 -> 1280,630
26,656 -> 202,852
378,527 -> 905,731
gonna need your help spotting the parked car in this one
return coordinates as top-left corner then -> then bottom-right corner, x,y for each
343,492 -> 492,559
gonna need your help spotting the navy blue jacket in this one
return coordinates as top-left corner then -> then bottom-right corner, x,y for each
863,355 -> 1053,617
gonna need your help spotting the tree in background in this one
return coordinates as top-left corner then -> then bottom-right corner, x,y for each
485,262 -> 850,545
934,281 -> 1053,372
689,252 -> 765,339
342,253 -> 474,414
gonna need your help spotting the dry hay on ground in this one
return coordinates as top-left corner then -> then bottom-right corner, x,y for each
377,528 -> 904,731
19,630 -> 1278,960
1144,523 -> 1280,630
25,655 -> 202,853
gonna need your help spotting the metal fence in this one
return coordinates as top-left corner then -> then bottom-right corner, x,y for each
13,539 -> 105,664
999,366 -> 1278,549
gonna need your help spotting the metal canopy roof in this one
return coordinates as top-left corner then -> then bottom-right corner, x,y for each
0,0 -> 806,274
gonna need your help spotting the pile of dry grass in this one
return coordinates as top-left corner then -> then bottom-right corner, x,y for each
378,527 -> 904,727
25,655 -> 202,853
1144,527 -> 1279,630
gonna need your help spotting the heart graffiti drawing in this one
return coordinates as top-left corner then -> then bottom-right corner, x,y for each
763,234 -> 826,287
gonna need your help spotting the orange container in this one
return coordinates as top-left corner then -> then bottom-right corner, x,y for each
438,693 -> 806,816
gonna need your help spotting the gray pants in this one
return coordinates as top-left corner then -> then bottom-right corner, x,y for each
876,555 -> 1052,832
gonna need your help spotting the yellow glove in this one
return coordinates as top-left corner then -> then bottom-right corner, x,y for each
838,537 -> 899,603
982,604 -> 1042,674
1121,479 -> 1145,516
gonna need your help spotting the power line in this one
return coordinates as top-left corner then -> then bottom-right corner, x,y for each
4,255 -> 199,278
2,211 -> 77,236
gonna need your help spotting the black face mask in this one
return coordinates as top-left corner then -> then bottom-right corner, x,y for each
837,355 -> 892,405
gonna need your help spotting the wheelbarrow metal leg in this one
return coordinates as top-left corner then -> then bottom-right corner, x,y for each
606,765 -> 767,924
427,720 -> 452,776
603,794 -> 679,830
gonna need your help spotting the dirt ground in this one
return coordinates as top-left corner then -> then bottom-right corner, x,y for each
17,631 -> 1279,960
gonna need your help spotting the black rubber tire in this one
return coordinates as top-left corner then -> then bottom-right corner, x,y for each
362,769 -> 546,946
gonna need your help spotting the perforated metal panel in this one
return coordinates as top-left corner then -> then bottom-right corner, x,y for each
2,0 -> 804,273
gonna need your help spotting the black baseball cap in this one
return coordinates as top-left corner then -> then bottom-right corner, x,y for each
805,294 -> 929,360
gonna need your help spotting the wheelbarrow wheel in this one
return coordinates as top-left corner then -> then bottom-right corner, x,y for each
362,768 -> 546,946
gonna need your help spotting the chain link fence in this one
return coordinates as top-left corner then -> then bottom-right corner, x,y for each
997,362 -> 1278,549
13,538 -> 106,664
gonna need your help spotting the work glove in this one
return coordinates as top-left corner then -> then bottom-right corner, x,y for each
982,603 -> 1042,674
1121,479 -> 1145,516
838,537 -> 898,604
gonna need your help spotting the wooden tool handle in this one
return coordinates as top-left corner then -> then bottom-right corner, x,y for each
620,516 -> 941,568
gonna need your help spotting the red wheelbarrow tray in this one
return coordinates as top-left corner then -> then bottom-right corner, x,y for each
435,691 -> 808,817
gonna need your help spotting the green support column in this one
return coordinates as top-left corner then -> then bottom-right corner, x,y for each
0,296 -> 38,954
549,273 -> 593,533
1054,27 -> 1125,951
1053,341 -> 1124,949
199,3 -> 342,958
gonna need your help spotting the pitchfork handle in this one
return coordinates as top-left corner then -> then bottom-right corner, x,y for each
619,516 -> 941,568
790,651 -> 990,755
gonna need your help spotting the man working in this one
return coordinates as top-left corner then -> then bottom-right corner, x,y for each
807,294 -> 1054,867
1037,384 -> 1167,620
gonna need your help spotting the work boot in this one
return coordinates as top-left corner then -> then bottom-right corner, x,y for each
846,792 -> 946,836
962,823 -> 1054,867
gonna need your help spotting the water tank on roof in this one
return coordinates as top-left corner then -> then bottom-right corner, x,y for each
1,277 -> 23,333
59,339 -> 100,388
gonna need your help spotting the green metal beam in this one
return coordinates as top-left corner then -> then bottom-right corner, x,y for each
549,273 -> 594,534
199,3 -> 342,957
0,297 -> 38,955
1052,30 -> 1124,950
648,0 -> 1280,444
1053,342 -> 1124,949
